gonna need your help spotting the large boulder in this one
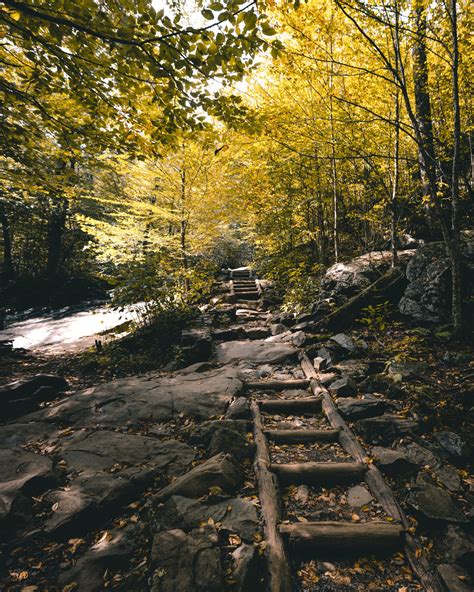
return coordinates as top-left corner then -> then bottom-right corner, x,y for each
321,250 -> 415,302
399,232 -> 474,323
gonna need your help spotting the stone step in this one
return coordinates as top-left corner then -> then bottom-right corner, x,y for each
245,379 -> 310,391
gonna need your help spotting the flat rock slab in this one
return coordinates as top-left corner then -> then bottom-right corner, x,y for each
215,340 -> 296,365
337,397 -> 387,420
408,484 -> 467,523
354,414 -> 419,445
20,366 -> 243,427
150,495 -> 258,542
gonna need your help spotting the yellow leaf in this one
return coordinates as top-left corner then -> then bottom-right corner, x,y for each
10,10 -> 21,20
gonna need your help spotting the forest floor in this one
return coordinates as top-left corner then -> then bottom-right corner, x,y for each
0,286 -> 473,592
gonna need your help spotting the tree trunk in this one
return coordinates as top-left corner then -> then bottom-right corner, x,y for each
328,30 -> 339,262
450,0 -> 462,337
0,203 -> 15,282
412,0 -> 438,234
390,1 -> 401,267
46,200 -> 68,280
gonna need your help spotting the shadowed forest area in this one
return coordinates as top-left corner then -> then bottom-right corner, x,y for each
0,1 -> 473,591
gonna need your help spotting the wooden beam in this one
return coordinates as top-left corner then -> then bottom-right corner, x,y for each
259,397 -> 322,414
271,461 -> 366,485
265,428 -> 341,443
245,379 -> 311,391
251,401 -> 293,592
279,521 -> 404,554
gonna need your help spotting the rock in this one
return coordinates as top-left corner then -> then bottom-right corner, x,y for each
434,431 -> 468,461
179,362 -> 216,375
209,426 -> 253,461
257,364 -> 273,378
211,326 -> 245,341
149,495 -> 258,543
321,250 -> 415,302
270,323 -> 287,336
313,357 -> 327,372
408,484 -> 467,523
442,525 -> 474,574
387,360 -> 426,382
328,376 -> 358,398
317,347 -> 335,368
150,525 -> 222,592
337,397 -> 387,420
22,365 -> 243,426
437,564 -> 472,592
371,447 -> 417,475
399,234 -> 474,323
216,340 -> 296,365
58,523 -> 144,591
154,453 -> 244,502
181,328 -> 212,363
231,543 -> 260,592
188,420 -> 249,447
401,441 -> 441,469
225,397 -> 251,420
434,465 -> 462,492
347,485 -> 373,508
291,331 -> 306,347
333,360 -> 370,382
354,414 -> 419,445
295,485 -> 310,504
0,448 -> 57,536
330,333 -> 356,352
245,327 -> 270,339
0,374 -> 68,401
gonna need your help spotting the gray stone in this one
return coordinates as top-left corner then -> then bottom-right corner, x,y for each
150,525 -> 222,592
347,485 -> 373,508
408,484 -> 467,523
337,397 -> 387,420
318,372 -> 339,386
333,360 -> 370,382
231,543 -> 260,592
330,333 -> 356,352
21,366 -> 243,426
437,564 -> 472,592
58,523 -> 144,591
270,323 -> 287,336
154,453 -> 244,502
443,525 -> 474,574
181,327 -> 212,364
245,327 -> 270,339
295,485 -> 310,504
328,376 -> 358,398
216,340 -> 296,365
317,347 -> 334,368
399,234 -> 474,323
313,357 -> 327,372
291,331 -> 306,347
401,441 -> 441,469
0,448 -> 57,533
150,495 -> 258,543
225,397 -> 251,420
209,426 -> 253,461
371,446 -> 417,475
434,431 -> 468,461
354,414 -> 419,445
257,365 -> 273,378
434,465 -> 462,492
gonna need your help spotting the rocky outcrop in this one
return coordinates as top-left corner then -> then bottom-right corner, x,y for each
320,250 -> 415,302
399,232 -> 474,323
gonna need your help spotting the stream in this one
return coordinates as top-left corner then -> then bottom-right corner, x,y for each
0,302 -> 142,355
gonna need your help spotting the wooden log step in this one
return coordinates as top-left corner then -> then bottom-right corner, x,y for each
270,461 -> 366,484
259,397 -> 322,414
279,521 -> 404,554
265,428 -> 341,443
246,379 -> 311,391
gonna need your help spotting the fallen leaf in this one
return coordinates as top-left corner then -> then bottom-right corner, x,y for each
51,502 -> 59,512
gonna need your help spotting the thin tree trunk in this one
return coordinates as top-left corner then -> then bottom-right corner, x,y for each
329,31 -> 339,262
0,203 -> 15,282
46,199 -> 68,280
180,165 -> 190,292
450,0 -> 462,336
391,0 -> 401,267
412,0 -> 438,235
